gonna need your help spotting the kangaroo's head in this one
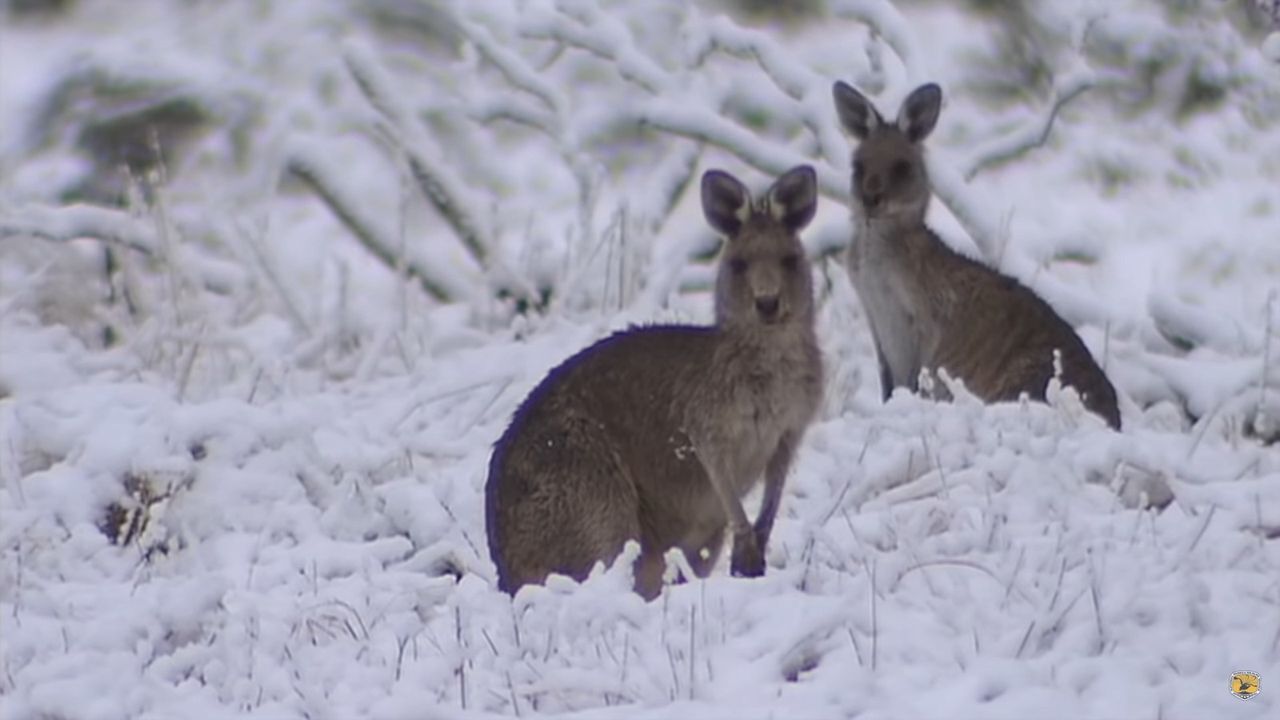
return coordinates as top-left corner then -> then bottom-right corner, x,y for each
832,82 -> 941,227
702,165 -> 818,331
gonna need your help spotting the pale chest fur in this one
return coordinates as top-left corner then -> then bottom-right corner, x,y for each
846,222 -> 944,389
683,333 -> 821,494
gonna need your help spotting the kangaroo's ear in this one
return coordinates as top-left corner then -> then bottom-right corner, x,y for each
896,83 -> 942,143
768,165 -> 818,233
833,81 -> 883,140
702,169 -> 751,237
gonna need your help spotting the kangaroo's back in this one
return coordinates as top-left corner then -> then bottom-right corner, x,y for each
930,251 -> 1121,427
486,166 -> 823,599
832,81 -> 1121,429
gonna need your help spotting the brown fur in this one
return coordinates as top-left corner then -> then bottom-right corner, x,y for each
486,166 -> 824,599
832,81 -> 1120,429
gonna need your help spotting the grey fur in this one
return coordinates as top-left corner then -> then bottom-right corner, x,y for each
832,81 -> 1121,429
486,166 -> 824,599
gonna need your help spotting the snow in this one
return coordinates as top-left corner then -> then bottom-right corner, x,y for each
3,0 -> 1280,718
1265,32 -> 1280,63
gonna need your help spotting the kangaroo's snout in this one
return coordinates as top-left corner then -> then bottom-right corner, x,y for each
860,187 -> 883,212
755,295 -> 780,319
859,171 -> 885,208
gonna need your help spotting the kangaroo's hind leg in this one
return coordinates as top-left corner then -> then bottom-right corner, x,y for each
493,418 -> 643,594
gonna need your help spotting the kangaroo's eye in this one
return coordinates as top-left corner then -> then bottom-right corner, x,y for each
730,258 -> 748,274
781,253 -> 801,271
853,160 -> 865,178
891,160 -> 912,182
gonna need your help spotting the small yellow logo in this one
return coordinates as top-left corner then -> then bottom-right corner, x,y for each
1230,671 -> 1260,700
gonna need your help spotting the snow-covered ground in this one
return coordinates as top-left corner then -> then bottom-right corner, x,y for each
2,1 -> 1279,717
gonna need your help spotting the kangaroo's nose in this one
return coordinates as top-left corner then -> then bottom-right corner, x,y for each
862,175 -> 884,208
755,296 -> 780,318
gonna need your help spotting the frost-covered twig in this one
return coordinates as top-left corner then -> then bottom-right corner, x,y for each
867,559 -> 878,671
1255,291 -> 1277,438
1262,293 -> 1275,407
963,70 -> 1096,180
234,221 -> 314,336
0,203 -> 158,256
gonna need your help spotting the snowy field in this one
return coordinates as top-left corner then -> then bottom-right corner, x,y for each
2,0 -> 1280,717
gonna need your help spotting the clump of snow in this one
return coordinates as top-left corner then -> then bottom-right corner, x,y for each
1263,32 -> 1280,64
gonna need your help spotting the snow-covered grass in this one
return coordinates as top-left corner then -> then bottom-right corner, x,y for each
3,1 -> 1280,718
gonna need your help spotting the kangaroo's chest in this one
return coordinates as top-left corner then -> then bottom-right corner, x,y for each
848,231 -> 936,388
682,345 -> 820,490
726,355 -> 816,445
744,364 -> 817,431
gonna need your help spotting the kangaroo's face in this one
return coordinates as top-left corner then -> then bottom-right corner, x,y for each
702,166 -> 818,329
833,82 -> 941,226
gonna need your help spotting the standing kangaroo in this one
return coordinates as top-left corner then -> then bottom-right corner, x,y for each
485,166 -> 823,600
832,81 -> 1121,429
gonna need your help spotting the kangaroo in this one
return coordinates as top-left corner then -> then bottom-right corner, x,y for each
831,81 -> 1121,429
485,166 -> 823,600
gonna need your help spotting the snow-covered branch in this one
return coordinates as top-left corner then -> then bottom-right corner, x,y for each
516,3 -> 668,95
638,100 -> 848,200
829,0 -> 922,86
343,44 -> 496,269
286,144 -> 470,304
962,69 -> 1096,180
469,2 -> 854,203
0,203 -> 158,256
456,16 -> 566,119
695,16 -> 848,170
485,0 -> 1031,267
